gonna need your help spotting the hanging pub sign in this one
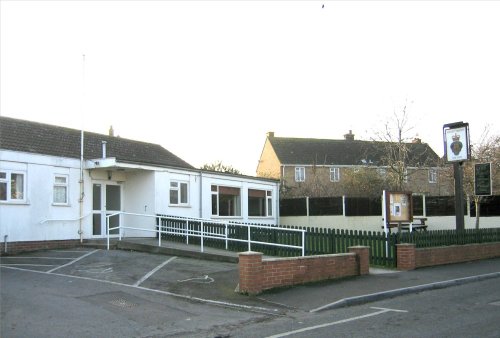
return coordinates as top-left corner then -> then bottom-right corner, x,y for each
443,122 -> 471,163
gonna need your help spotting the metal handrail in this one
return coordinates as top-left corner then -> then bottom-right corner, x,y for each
40,213 -> 91,224
106,212 -> 306,256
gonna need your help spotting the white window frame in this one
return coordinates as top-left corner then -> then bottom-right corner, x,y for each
295,167 -> 305,182
53,174 -> 69,205
248,189 -> 273,217
169,181 -> 189,206
0,170 -> 26,203
330,167 -> 340,182
211,185 -> 241,217
428,168 -> 438,184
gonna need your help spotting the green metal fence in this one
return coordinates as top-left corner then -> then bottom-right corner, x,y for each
157,215 -> 500,269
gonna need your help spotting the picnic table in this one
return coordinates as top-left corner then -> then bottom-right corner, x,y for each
382,217 -> 428,233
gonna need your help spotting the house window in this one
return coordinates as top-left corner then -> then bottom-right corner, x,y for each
428,169 -> 437,183
211,185 -> 241,216
248,189 -> 273,217
53,175 -> 69,204
377,168 -> 387,177
170,181 -> 189,205
295,167 -> 305,182
403,168 -> 408,183
0,171 -> 25,202
330,167 -> 340,182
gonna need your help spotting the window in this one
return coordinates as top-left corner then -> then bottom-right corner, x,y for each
428,169 -> 437,183
0,171 -> 25,202
295,167 -> 305,182
403,168 -> 408,183
53,175 -> 69,204
170,181 -> 188,205
211,185 -> 241,216
248,189 -> 273,217
329,167 -> 340,182
377,168 -> 387,177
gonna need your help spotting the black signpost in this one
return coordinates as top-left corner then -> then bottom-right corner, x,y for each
475,163 -> 492,196
443,122 -> 470,231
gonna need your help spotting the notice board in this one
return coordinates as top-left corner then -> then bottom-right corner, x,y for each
385,191 -> 413,223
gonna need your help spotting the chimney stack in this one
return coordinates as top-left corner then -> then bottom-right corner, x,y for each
267,131 -> 275,138
102,141 -> 107,159
344,130 -> 355,141
109,125 -> 114,137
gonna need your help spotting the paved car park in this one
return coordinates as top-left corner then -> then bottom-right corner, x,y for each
1,248 -> 283,338
2,246 -> 500,337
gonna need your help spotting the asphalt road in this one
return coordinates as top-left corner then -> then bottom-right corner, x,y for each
1,248 -> 499,338
209,277 -> 500,338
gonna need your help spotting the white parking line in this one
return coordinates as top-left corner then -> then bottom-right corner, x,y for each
133,256 -> 177,287
266,307 -> 408,338
47,249 -> 99,273
2,257 -> 75,260
1,264 -> 57,267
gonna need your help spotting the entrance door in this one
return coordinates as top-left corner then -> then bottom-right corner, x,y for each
92,183 -> 121,237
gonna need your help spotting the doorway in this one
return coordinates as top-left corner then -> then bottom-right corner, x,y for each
92,183 -> 121,237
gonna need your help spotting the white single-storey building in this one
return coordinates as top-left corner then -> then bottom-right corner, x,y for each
0,116 -> 279,253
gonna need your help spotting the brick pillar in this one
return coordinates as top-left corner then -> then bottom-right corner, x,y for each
238,251 -> 263,295
397,243 -> 416,271
348,246 -> 370,275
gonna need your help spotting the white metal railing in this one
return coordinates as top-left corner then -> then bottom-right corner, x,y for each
40,213 -> 91,224
106,212 -> 306,256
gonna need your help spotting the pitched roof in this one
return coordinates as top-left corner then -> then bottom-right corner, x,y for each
267,135 -> 440,167
0,116 -> 195,170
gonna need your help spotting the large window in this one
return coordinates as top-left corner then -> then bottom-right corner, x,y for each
248,189 -> 273,217
330,167 -> 340,182
211,185 -> 241,216
170,181 -> 188,205
53,175 -> 69,205
0,171 -> 25,202
295,167 -> 305,182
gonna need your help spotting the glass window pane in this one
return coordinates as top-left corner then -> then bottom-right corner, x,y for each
180,183 -> 188,204
106,185 -> 121,210
170,189 -> 178,204
93,184 -> 101,210
54,186 -> 67,204
211,194 -> 218,215
0,182 -> 6,200
93,214 -> 101,235
0,172 -> 6,179
11,173 -> 24,199
267,199 -> 273,216
55,176 -> 67,184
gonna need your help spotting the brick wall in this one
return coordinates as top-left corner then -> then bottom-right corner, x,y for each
397,242 -> 500,270
238,246 -> 369,295
0,240 -> 81,256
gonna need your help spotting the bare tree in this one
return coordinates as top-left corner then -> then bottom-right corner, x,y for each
201,161 -> 242,175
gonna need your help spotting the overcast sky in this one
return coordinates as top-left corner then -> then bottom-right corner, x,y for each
1,1 -> 499,175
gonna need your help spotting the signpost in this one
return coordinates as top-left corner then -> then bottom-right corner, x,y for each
443,122 -> 470,231
475,163 -> 492,196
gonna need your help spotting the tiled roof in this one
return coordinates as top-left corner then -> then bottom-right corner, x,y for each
0,116 -> 195,170
268,136 -> 440,167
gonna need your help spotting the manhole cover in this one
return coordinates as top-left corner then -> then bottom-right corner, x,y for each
109,297 -> 137,309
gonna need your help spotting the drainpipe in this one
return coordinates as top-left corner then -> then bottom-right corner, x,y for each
199,171 -> 203,218
79,130 -> 84,243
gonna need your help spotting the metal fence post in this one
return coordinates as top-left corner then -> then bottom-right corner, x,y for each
225,222 -> 228,250
248,224 -> 251,251
201,221 -> 204,253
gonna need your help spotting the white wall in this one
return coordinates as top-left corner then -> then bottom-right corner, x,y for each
280,215 -> 500,232
1,151 -> 85,242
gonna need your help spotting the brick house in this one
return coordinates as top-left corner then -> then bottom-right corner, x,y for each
257,131 -> 453,198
